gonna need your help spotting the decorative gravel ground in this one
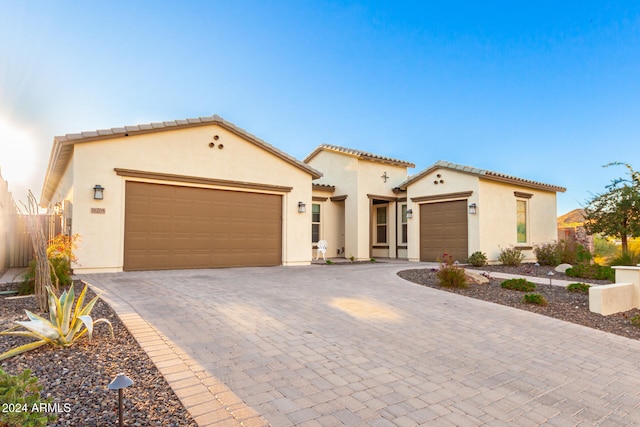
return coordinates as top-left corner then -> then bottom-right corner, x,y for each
397,264 -> 640,341
0,281 -> 197,427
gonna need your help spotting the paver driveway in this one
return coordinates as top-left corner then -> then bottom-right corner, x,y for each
83,262 -> 640,426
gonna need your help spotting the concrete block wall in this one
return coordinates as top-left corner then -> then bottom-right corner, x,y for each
589,266 -> 640,315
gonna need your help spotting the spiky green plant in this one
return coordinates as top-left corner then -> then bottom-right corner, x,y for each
0,284 -> 113,360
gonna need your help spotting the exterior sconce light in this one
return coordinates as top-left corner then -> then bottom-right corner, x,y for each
468,203 -> 477,214
406,209 -> 413,219
93,185 -> 104,200
108,373 -> 134,427
298,201 -> 306,213
53,202 -> 62,216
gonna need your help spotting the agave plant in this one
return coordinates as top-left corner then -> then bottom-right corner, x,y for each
0,283 -> 113,360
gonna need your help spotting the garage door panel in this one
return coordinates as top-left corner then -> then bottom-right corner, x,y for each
124,182 -> 282,271
420,200 -> 468,262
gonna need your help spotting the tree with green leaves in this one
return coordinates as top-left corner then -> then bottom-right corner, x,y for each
584,163 -> 640,256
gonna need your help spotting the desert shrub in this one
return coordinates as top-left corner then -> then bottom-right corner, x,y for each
630,315 -> 640,328
567,283 -> 591,294
522,293 -> 548,306
501,278 -> 536,292
534,242 -> 562,266
573,244 -> 593,264
437,253 -> 467,288
498,246 -> 525,266
565,263 -> 615,281
0,368 -> 58,426
558,240 -> 592,264
594,235 -> 618,260
467,251 -> 488,267
609,250 -> 640,266
20,234 -> 78,295
0,284 -> 113,360
535,240 -> 592,266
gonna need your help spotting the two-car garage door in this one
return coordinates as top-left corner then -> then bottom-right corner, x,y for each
124,182 -> 282,271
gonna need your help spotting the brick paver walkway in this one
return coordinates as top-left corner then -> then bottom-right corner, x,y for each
83,263 -> 640,426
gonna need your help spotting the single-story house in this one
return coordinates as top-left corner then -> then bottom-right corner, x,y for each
40,114 -> 565,273
40,115 -> 321,273
305,145 -> 566,264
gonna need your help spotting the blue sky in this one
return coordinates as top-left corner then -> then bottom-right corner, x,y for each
1,1 -> 639,215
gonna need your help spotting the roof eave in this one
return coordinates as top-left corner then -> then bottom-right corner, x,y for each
40,115 -> 322,204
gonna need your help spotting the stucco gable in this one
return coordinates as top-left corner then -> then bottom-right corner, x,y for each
304,144 -> 415,168
41,114 -> 322,205
397,160 -> 566,193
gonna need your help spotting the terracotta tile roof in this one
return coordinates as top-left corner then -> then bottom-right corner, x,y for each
304,144 -> 415,168
312,183 -> 336,192
41,114 -> 322,205
398,160 -> 566,193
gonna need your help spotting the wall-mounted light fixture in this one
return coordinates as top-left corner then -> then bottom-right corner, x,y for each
53,202 -> 62,216
406,209 -> 413,219
93,185 -> 104,200
468,203 -> 477,215
298,201 -> 306,213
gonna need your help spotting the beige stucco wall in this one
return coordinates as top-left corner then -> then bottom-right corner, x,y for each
478,179 -> 558,263
51,123 -> 313,273
406,168 -> 559,263
308,189 -> 344,258
308,151 -> 359,259
406,169 -> 480,262
307,150 -> 409,260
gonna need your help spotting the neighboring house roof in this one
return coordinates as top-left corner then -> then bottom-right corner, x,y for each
304,144 -> 416,168
312,183 -> 336,192
40,114 -> 322,205
398,160 -> 566,193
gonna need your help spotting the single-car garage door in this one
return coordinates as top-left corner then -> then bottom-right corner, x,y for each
420,200 -> 468,262
124,182 -> 282,271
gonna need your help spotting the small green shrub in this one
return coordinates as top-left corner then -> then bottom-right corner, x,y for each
325,259 -> 334,265
0,368 -> 58,426
370,258 -> 376,263
467,251 -> 488,267
501,278 -> 536,292
437,253 -> 467,288
522,293 -> 548,306
573,244 -> 593,264
630,315 -> 640,328
565,264 -> 615,281
534,242 -> 562,266
498,246 -> 525,266
567,283 -> 591,294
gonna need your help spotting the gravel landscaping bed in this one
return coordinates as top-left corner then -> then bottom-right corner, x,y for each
397,264 -> 640,341
0,281 -> 197,427
468,262 -> 615,285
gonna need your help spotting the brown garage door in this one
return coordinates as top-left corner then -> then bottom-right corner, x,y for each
420,200 -> 468,262
124,182 -> 282,271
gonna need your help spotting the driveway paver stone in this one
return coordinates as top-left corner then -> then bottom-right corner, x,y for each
82,262 -> 640,426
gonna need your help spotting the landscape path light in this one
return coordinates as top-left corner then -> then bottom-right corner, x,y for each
547,270 -> 555,286
108,372 -> 134,427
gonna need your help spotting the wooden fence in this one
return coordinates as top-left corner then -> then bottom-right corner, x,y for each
8,214 -> 58,268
